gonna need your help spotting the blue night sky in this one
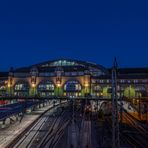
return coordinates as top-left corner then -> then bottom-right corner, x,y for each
0,0 -> 148,71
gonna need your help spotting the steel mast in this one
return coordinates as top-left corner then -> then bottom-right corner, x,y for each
112,57 -> 120,148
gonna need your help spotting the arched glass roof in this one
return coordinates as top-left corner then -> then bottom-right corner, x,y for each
41,60 -> 78,67
13,58 -> 108,76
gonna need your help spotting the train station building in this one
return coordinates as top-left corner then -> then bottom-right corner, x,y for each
0,58 -> 148,98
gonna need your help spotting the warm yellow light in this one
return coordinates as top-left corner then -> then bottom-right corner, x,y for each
32,83 -> 36,88
8,84 -> 11,88
84,83 -> 89,87
57,83 -> 61,87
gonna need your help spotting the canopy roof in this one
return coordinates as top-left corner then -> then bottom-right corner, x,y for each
13,58 -> 108,74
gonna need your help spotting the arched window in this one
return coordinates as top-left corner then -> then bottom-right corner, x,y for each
14,82 -> 29,91
38,81 -> 54,91
92,85 -> 102,97
0,85 -> 6,91
37,80 -> 55,97
64,80 -> 81,92
64,80 -> 82,98
14,81 -> 29,96
0,83 -> 6,96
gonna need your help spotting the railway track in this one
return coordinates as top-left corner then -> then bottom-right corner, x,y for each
105,113 -> 148,148
13,116 -> 52,148
37,110 -> 70,148
6,102 -> 68,148
122,111 -> 148,147
79,101 -> 92,148
80,120 -> 91,148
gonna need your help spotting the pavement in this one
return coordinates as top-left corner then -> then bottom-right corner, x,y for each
0,103 -> 53,148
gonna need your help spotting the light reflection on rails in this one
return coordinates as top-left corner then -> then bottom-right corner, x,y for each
6,101 -> 67,148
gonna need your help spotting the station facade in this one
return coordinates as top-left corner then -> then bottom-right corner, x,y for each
0,59 -> 148,98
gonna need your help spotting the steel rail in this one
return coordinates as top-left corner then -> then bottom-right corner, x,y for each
6,102 -> 66,148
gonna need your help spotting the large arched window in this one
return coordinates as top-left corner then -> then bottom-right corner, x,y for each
14,81 -> 29,96
37,80 -> 55,97
0,83 -> 6,96
14,83 -> 28,91
92,85 -> 102,97
38,80 -> 54,91
64,80 -> 82,98
0,85 -> 6,91
64,80 -> 81,92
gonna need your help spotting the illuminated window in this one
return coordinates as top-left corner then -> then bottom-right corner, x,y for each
65,72 -> 70,76
128,80 -> 131,83
14,82 -> 29,97
78,72 -> 84,75
64,81 -> 81,91
38,81 -> 54,91
94,85 -> 101,91
50,60 -> 77,67
134,80 -> 138,83
100,80 -> 104,83
0,85 -> 6,90
14,82 -> 29,91
71,72 -> 77,76
120,80 -> 125,83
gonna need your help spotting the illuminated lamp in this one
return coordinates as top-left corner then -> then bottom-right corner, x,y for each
56,76 -> 61,87
137,99 -> 139,103
100,93 -> 103,96
85,83 -> 89,87
57,83 -> 61,87
57,81 -> 61,87
32,83 -> 36,88
8,83 -> 11,88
